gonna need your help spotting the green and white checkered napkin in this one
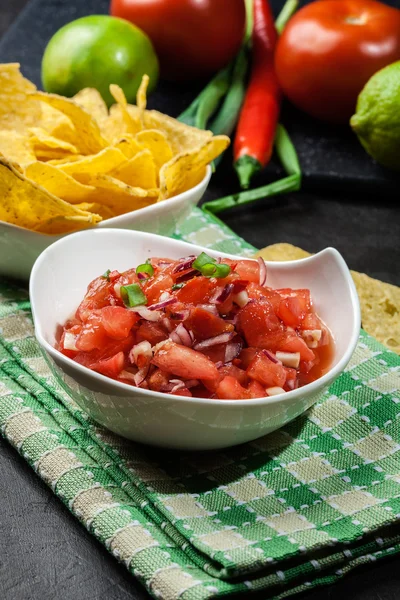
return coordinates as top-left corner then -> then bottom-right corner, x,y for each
1,207 -> 400,600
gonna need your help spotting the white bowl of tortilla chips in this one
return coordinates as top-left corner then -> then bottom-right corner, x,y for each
0,64 -> 228,281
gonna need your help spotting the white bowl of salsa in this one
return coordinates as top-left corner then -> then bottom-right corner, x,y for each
30,228 -> 360,450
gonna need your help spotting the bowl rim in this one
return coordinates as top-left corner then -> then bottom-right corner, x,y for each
30,230 -> 361,408
0,165 -> 212,238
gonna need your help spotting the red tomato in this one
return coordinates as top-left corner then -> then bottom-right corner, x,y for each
185,307 -> 233,341
246,353 -> 286,388
237,299 -> 284,350
100,306 -> 137,340
76,312 -> 108,351
274,0 -> 400,123
217,376 -> 249,400
152,341 -> 219,381
136,321 -> 168,345
144,273 -> 174,304
92,352 -> 125,378
176,277 -> 214,304
109,0 -> 246,81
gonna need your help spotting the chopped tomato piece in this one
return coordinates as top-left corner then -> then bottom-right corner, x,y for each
222,259 -> 260,283
197,343 -> 227,364
152,341 -> 219,381
283,367 -> 298,391
237,347 -> 258,369
136,321 -> 169,345
176,276 -> 214,304
144,273 -> 174,304
237,299 -> 284,350
278,333 -> 316,362
92,351 -> 125,378
247,353 -> 286,388
173,388 -> 193,397
76,276 -> 116,322
185,307 -> 233,341
76,312 -> 108,351
204,363 -> 248,393
100,306 -> 137,340
246,284 -> 281,312
216,375 -> 250,400
247,379 -> 266,398
148,368 -> 170,391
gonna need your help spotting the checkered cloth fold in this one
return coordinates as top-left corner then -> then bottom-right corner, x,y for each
1,208 -> 400,600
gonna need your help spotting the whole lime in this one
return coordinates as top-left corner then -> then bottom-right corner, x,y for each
350,61 -> 400,171
41,15 -> 159,107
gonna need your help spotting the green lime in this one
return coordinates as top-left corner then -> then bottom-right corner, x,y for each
350,61 -> 400,171
41,15 -> 159,107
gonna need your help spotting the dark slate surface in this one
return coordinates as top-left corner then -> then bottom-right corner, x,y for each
0,2 -> 399,600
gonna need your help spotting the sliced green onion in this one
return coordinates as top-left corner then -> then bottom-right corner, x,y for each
136,263 -> 154,277
192,252 -> 216,270
200,263 -> 218,277
120,284 -> 147,307
172,283 -> 184,290
102,269 -> 111,281
200,263 -> 231,278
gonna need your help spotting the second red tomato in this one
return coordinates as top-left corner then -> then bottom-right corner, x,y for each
110,0 -> 246,81
274,0 -> 400,123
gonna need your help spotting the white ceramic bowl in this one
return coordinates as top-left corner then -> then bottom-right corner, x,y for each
30,228 -> 360,451
0,165 -> 211,281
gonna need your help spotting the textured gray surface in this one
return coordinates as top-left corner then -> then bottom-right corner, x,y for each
0,2 -> 399,600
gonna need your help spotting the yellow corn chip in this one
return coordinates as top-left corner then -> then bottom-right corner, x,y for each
74,202 -> 116,220
58,147 -> 128,177
0,131 -> 36,165
136,74 -> 150,111
73,87 -> 108,126
0,157 -> 101,234
255,243 -> 400,354
136,129 -> 173,173
113,135 -> 143,159
0,63 -> 41,132
28,127 -> 79,154
31,91 -> 108,155
110,84 -> 141,135
24,162 -> 95,203
138,108 -> 213,154
111,148 -> 158,189
159,136 -> 230,200
82,173 -> 158,215
47,155 -> 85,166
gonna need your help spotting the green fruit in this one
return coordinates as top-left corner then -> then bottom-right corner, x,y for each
350,61 -> 400,171
41,15 -> 159,107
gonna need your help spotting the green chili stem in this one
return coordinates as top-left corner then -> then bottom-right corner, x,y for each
275,124 -> 301,176
275,0 -> 299,34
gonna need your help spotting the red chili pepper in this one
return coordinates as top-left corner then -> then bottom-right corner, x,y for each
233,0 -> 281,189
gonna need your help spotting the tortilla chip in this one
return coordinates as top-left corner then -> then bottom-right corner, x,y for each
82,173 -> 158,215
0,157 -> 101,234
256,243 -> 400,354
111,148 -> 158,189
47,155 -> 85,166
136,74 -> 149,111
58,147 -> 127,177
136,129 -> 173,173
28,127 -> 79,154
159,136 -> 230,199
73,87 -> 108,127
137,108 -> 213,154
31,91 -> 108,155
110,84 -> 141,135
0,131 -> 36,165
0,63 -> 41,132
24,162 -> 95,203
113,135 -> 143,159
74,202 -> 115,220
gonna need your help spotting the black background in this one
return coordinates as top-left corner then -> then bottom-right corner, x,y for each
0,1 -> 399,599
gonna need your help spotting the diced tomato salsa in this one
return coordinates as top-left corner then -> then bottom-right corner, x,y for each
57,253 -> 334,399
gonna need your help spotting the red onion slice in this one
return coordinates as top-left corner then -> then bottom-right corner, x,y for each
232,290 -> 249,308
161,317 -> 173,332
262,349 -> 281,364
170,309 -> 190,321
210,283 -> 234,305
134,364 -> 150,386
197,304 -> 219,316
169,330 -> 182,344
129,306 -> 162,322
257,257 -> 267,286
172,256 -> 196,273
266,386 -> 286,396
137,272 -> 149,281
193,331 -> 235,350
225,341 -> 242,363
175,323 -> 193,347
276,351 -> 300,368
148,297 -> 177,311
